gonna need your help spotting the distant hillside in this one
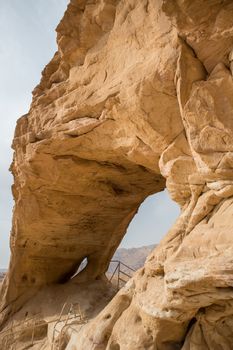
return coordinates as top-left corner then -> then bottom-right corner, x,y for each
0,246 -> 156,282
110,244 -> 156,272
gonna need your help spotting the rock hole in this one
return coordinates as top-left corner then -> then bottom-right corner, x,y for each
185,317 -> 196,336
59,257 -> 89,282
104,313 -> 112,320
21,274 -> 28,282
70,257 -> 88,279
135,315 -> 142,323
77,257 -> 88,273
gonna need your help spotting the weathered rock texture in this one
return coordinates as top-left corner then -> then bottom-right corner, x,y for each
1,0 -> 233,349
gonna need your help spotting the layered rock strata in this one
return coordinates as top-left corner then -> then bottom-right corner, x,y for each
1,0 -> 233,349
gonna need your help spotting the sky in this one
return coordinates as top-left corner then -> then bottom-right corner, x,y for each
0,1 -> 179,268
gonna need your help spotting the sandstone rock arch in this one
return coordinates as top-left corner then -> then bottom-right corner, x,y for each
1,0 -> 233,348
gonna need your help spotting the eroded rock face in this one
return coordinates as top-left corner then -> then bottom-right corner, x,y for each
1,0 -> 233,349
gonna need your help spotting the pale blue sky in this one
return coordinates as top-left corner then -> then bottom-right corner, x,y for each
0,1 -> 179,268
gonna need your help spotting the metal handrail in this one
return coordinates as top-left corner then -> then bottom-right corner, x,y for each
0,302 -> 87,350
107,260 -> 135,290
111,260 -> 136,272
0,261 -> 135,349
0,312 -> 42,336
109,261 -> 120,282
119,270 -> 133,278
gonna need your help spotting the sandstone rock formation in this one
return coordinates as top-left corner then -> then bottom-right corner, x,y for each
1,0 -> 233,349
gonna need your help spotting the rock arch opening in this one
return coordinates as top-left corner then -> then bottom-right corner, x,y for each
70,189 -> 180,286
106,189 -> 180,288
120,189 -> 180,250
61,167 -> 168,285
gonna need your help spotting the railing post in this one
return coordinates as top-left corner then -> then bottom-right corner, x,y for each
31,318 -> 36,347
117,261 -> 120,290
0,303 -> 87,350
10,320 -> 14,350
51,302 -> 67,350
108,260 -> 135,289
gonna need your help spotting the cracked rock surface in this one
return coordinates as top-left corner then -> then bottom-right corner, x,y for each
1,0 -> 233,349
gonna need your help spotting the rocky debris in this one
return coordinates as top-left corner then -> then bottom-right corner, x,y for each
1,0 -> 233,349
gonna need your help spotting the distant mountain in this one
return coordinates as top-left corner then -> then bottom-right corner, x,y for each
0,245 -> 156,283
109,244 -> 156,273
